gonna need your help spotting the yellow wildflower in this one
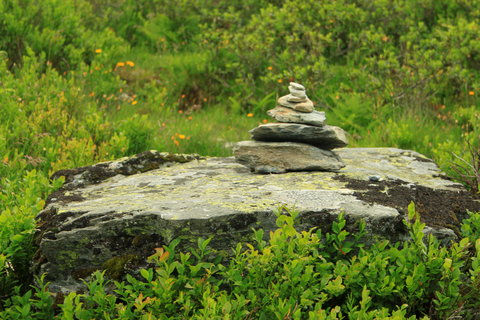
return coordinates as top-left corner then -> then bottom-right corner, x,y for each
247,113 -> 254,117
95,49 -> 102,53
116,62 -> 125,67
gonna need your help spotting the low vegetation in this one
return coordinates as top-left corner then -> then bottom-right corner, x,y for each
1,205 -> 479,319
0,0 -> 479,318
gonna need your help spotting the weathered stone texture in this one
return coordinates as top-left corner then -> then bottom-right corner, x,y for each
249,123 -> 348,149
233,141 -> 345,173
33,148 -> 480,293
267,106 -> 326,127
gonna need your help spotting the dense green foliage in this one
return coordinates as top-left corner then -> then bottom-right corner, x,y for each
0,205 -> 479,319
0,0 -> 479,318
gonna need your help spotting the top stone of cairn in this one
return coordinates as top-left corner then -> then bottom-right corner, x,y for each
289,82 -> 305,91
278,82 -> 314,113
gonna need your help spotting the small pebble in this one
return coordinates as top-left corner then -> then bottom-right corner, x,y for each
288,86 -> 306,97
289,82 -> 305,91
368,175 -> 381,182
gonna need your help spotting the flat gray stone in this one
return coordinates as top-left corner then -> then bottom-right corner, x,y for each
288,87 -> 307,98
249,123 -> 348,149
267,106 -> 326,127
33,148 -> 480,293
233,140 -> 345,173
287,94 -> 307,103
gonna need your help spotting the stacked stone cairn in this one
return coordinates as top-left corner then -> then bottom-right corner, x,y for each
233,82 -> 348,174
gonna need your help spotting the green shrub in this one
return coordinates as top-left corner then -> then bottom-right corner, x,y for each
0,0 -> 127,72
1,205 -> 479,319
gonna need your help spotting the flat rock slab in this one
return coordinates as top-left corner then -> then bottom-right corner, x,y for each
33,148 -> 480,293
267,106 -> 326,127
249,123 -> 348,149
233,141 -> 345,173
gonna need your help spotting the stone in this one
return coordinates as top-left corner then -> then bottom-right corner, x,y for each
288,87 -> 307,98
287,94 -> 307,103
249,123 -> 348,149
33,148 -> 480,293
267,106 -> 326,127
278,95 -> 314,112
289,82 -> 305,91
233,141 -> 345,173
49,150 -> 203,190
294,100 -> 315,113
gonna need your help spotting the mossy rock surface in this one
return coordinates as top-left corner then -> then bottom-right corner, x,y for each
33,148 -> 480,293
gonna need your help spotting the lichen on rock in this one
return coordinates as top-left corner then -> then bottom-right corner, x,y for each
33,148 -> 480,293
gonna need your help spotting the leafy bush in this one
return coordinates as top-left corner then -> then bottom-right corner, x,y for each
1,205 -> 479,319
0,0 -> 127,72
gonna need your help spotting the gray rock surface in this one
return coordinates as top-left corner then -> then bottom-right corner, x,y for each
289,82 -> 305,91
33,148 -> 480,293
267,106 -> 326,127
233,141 -> 345,173
287,94 -> 308,103
288,86 -> 306,98
249,123 -> 348,149
278,95 -> 315,113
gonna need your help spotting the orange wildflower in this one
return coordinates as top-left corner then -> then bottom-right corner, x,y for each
247,113 -> 254,117
126,61 -> 135,67
132,100 -> 138,105
469,91 -> 475,96
95,49 -> 102,53
116,62 -> 125,67
277,79 -> 283,83
178,134 -> 186,139
262,119 -> 268,123
267,66 -> 273,70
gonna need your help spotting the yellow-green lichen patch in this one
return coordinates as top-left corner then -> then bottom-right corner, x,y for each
102,254 -> 141,280
57,251 -> 79,270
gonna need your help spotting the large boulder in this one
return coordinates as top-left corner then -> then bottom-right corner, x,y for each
33,148 -> 480,293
